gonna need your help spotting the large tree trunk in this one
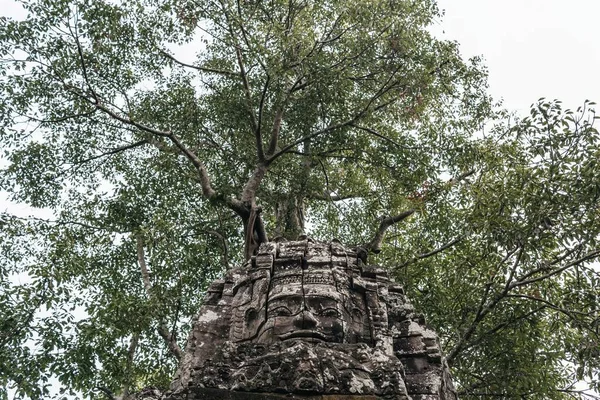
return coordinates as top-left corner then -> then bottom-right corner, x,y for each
272,139 -> 312,240
273,195 -> 305,240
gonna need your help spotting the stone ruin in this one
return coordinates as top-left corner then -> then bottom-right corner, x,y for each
161,239 -> 457,400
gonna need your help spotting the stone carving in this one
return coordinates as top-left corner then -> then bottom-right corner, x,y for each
167,239 -> 457,400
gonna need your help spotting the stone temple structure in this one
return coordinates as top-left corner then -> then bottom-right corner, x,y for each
161,239 -> 456,400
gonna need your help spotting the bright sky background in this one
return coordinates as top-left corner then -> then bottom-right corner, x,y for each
435,0 -> 600,114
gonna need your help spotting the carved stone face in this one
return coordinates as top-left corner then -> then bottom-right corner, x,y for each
174,240 -> 455,400
250,270 -> 371,344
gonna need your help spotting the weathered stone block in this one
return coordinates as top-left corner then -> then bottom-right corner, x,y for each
163,240 -> 456,400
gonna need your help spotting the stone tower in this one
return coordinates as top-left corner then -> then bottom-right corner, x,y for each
162,239 -> 457,400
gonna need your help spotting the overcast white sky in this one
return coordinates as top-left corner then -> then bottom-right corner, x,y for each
435,0 -> 600,113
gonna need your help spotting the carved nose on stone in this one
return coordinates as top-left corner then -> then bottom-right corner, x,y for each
294,310 -> 318,329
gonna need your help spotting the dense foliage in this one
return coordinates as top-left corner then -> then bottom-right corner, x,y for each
0,0 -> 598,398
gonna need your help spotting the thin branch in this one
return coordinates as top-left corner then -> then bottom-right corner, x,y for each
313,159 -> 349,222
268,67 -> 405,163
510,249 -> 600,290
87,101 -> 233,209
308,191 -> 367,202
205,230 -> 230,269
507,294 -> 598,319
164,130 -> 218,199
446,246 -> 600,364
558,389 -> 600,400
396,235 -> 464,269
117,333 -> 139,400
23,110 -> 96,124
136,234 -> 183,361
268,118 -> 356,163
265,74 -> 302,157
471,247 -> 519,322
365,210 -> 416,253
266,108 -> 285,157
447,247 -> 524,364
350,124 -> 415,150
466,306 -> 546,351
503,245 -> 524,293
136,234 -> 153,296
256,75 -> 270,161
235,46 -> 259,135
69,11 -> 100,105
94,387 -> 116,400
66,28 -> 235,213
71,140 -> 149,165
160,50 -> 238,76
289,79 -> 311,93
0,291 -> 46,349
7,214 -> 128,234
513,244 -> 584,283
447,169 -> 476,185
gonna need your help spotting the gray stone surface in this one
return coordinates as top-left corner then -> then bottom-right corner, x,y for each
160,239 -> 457,400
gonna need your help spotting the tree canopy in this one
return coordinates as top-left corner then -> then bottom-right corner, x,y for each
0,0 -> 598,399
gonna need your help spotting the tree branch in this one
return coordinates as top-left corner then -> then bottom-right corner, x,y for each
507,294 -> 598,319
23,110 -> 96,124
510,249 -> 600,290
511,245 -> 580,285
446,246 -> 600,365
265,75 -> 301,157
266,107 -> 285,157
466,306 -> 546,352
86,101 -> 237,211
268,118 -> 356,163
365,210 -> 416,253
117,333 -> 139,400
136,234 -> 183,361
447,169 -> 476,186
254,213 -> 268,244
308,191 -> 367,202
71,140 -> 149,165
447,247 -> 524,364
350,124 -> 414,150
242,206 -> 268,259
396,235 -> 464,269
160,50 -> 238,76
67,24 -> 237,214
8,214 -> 129,234
205,230 -> 230,269
268,67 -> 405,163
240,163 -> 268,205
94,387 -> 116,400
69,12 -> 99,104
235,46 -> 259,135
256,75 -> 270,161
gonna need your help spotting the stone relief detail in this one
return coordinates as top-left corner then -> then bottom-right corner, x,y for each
167,239 -> 457,400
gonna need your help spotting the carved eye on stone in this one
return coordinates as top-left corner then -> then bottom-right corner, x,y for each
352,308 -> 363,320
271,307 -> 292,317
321,308 -> 340,318
245,308 -> 258,324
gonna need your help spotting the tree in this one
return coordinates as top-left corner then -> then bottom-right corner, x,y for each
0,0 -> 598,398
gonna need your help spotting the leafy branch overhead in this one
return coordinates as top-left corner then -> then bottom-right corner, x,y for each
0,0 -> 599,399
